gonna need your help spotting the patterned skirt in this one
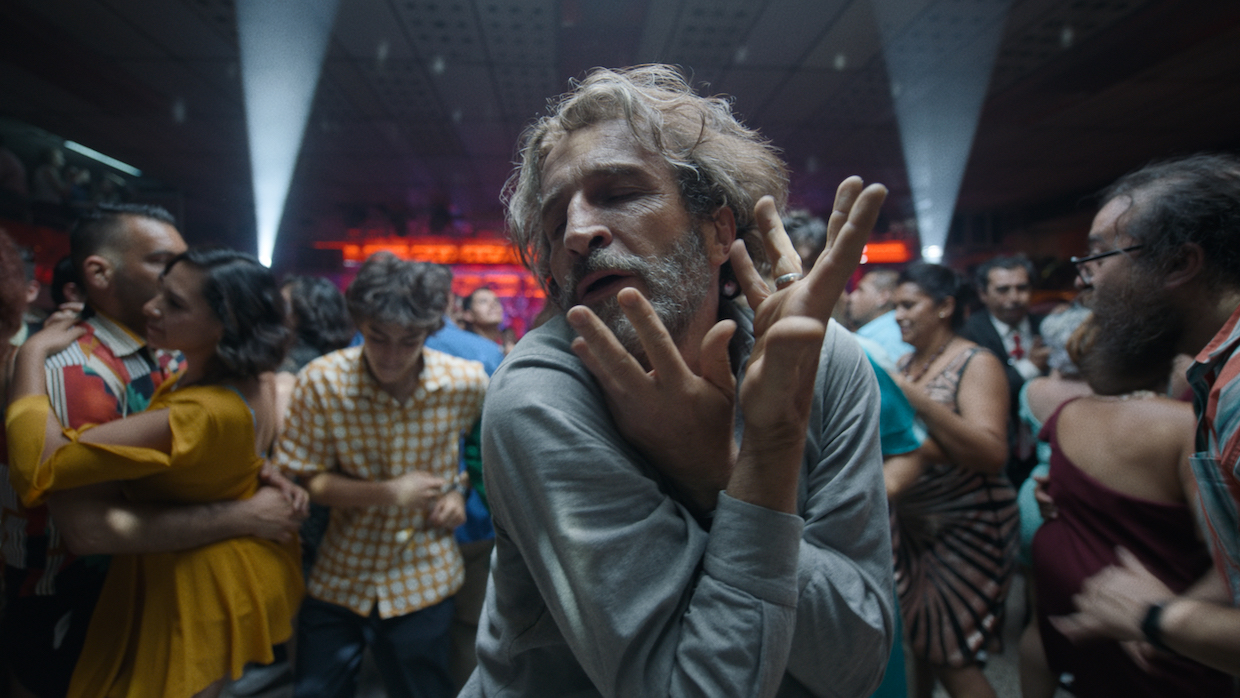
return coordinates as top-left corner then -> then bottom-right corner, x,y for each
892,461 -> 1018,667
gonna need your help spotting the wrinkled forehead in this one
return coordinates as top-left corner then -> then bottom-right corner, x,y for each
540,121 -> 662,186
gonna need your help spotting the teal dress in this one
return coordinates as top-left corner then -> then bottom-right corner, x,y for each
1016,381 -> 1053,567
857,338 -> 920,698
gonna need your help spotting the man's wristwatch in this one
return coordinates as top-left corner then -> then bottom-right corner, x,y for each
1140,602 -> 1173,654
451,482 -> 469,497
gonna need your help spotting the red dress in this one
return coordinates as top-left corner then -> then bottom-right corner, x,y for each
1033,399 -> 1230,697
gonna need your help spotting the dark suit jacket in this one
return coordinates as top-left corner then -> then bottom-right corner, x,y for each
961,309 -> 1044,482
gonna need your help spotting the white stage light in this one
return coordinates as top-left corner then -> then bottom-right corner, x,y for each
237,0 -> 340,266
873,0 -> 1012,263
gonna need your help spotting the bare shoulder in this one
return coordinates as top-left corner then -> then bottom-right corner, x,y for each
1102,394 -> 1193,422
955,341 -> 1009,412
1131,396 -> 1195,436
1071,394 -> 1193,449
960,341 -> 1006,379
1027,377 -> 1093,422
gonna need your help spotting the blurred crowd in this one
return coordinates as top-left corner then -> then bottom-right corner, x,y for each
0,142 -> 133,230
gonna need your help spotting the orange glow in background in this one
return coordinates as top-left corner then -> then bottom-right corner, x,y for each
859,240 -> 913,265
315,236 -> 545,336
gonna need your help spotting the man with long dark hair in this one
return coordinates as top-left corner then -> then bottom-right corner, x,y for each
1054,153 -> 1240,677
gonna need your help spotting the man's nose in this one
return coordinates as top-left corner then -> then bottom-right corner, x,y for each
562,194 -> 612,257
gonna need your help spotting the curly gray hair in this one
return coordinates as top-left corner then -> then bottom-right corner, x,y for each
503,64 -> 789,295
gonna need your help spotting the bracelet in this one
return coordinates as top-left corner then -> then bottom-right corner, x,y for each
451,482 -> 469,497
1140,602 -> 1173,654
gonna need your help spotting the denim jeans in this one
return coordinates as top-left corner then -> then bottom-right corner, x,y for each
293,595 -> 455,698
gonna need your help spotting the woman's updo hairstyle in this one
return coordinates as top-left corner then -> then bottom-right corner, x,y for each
164,247 -> 290,380
896,262 -> 966,330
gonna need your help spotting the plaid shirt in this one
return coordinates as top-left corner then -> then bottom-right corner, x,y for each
1189,303 -> 1240,603
274,346 -> 487,618
1,312 -> 181,596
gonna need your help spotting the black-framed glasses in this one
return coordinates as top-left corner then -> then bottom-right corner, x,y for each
1069,244 -> 1145,267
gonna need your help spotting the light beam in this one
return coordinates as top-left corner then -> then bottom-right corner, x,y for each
873,0 -> 1012,262
236,0 -> 340,266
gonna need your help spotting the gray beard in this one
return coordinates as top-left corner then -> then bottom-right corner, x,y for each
1081,267 -> 1181,395
557,230 -> 713,359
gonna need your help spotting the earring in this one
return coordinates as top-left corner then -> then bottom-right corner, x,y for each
938,312 -> 946,319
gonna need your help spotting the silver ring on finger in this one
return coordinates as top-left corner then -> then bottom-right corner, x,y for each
774,272 -> 803,290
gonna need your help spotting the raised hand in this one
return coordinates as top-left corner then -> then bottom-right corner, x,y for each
566,177 -> 886,515
728,315 -> 826,513
567,288 -> 738,514
730,179 -> 887,358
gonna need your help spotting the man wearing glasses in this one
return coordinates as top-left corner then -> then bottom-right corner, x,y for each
1054,153 -> 1240,676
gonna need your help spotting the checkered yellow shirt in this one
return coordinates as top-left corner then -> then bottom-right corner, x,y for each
275,346 -> 488,618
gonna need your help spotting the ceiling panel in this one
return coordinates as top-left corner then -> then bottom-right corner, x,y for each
737,0 -> 847,68
392,0 -> 488,64
332,0 -> 416,63
0,0 -> 1236,264
475,0 -> 557,66
103,0 -> 238,60
801,0 -> 883,72
19,0 -> 168,60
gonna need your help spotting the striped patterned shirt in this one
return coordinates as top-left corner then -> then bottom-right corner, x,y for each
0,312 -> 181,596
274,346 -> 488,618
1188,303 -> 1240,603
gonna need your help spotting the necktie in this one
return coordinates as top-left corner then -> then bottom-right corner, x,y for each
1011,332 -> 1024,360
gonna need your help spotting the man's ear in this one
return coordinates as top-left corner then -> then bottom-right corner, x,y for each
1164,242 -> 1205,290
704,206 -> 737,266
82,255 -> 113,292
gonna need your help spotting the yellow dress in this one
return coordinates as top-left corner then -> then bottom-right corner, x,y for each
5,384 -> 303,698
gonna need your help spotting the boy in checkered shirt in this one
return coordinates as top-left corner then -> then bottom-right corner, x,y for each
275,253 -> 487,698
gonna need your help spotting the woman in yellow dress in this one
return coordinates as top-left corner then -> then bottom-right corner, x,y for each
6,247 -> 304,698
